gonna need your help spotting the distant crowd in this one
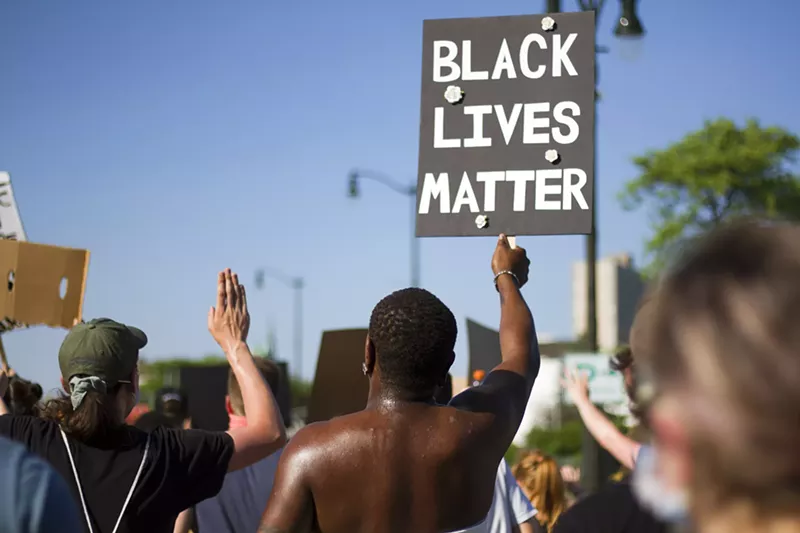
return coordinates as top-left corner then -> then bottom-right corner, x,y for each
2,221 -> 799,533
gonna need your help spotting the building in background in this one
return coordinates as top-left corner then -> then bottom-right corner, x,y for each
572,254 -> 645,352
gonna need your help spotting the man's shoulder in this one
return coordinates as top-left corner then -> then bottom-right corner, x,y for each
285,419 -> 341,453
292,411 -> 374,441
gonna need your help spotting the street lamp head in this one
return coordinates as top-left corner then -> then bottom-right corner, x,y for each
614,0 -> 645,38
347,171 -> 360,198
545,0 -> 561,14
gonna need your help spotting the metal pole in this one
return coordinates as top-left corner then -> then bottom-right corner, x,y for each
545,0 -> 603,494
410,190 -> 421,287
293,279 -> 304,379
580,45 -> 604,494
587,44 -> 599,358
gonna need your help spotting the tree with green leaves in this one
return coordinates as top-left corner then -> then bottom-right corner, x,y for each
619,118 -> 800,276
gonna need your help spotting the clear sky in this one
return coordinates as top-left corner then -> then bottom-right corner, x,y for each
2,0 -> 799,391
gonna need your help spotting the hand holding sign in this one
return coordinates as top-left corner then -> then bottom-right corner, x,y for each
561,367 -> 590,404
491,234 -> 530,287
0,368 -> 7,399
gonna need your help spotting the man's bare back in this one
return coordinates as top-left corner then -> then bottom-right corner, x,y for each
260,236 -> 536,533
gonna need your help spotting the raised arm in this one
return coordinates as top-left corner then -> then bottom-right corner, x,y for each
208,269 -> 286,472
450,235 -> 538,444
562,369 -> 640,469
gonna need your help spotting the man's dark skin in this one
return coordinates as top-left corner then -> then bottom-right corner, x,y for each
259,235 -> 539,533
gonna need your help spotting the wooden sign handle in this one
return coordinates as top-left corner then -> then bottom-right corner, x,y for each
507,236 -> 517,249
0,336 -> 8,372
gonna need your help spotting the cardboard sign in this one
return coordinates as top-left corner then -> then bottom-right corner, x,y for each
0,173 -> 26,241
563,353 -> 625,405
0,240 -> 90,331
416,12 -> 595,237
306,329 -> 369,424
466,318 -> 501,385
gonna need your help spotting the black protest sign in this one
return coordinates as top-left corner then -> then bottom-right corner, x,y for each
416,12 -> 595,237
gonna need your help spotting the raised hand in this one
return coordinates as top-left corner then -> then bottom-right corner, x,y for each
560,464 -> 581,484
491,234 -> 530,288
561,367 -> 590,404
208,269 -> 250,352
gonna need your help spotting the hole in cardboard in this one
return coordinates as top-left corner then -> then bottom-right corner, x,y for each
7,270 -> 14,292
59,277 -> 68,300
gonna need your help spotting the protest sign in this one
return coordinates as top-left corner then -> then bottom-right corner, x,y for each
0,172 -> 26,241
416,12 -> 595,237
0,240 -> 90,331
563,352 -> 625,405
307,329 -> 369,423
467,318 -> 500,385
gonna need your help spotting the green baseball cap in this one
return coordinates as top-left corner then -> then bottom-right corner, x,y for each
58,318 -> 148,386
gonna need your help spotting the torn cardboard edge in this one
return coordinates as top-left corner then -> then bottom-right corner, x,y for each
0,240 -> 90,330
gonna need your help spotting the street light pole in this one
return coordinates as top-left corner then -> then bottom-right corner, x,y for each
348,168 -> 420,288
544,0 -> 645,493
292,277 -> 304,381
254,267 -> 305,379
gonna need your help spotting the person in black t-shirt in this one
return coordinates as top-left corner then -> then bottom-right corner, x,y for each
133,410 -> 184,432
0,269 -> 286,533
552,476 -> 668,533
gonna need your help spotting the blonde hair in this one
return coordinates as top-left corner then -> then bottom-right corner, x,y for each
641,219 -> 800,531
511,450 -> 566,531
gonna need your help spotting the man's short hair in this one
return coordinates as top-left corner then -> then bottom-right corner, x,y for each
227,357 -> 281,416
368,288 -> 457,393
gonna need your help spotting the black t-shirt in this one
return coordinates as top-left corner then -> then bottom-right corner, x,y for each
553,479 -> 668,533
0,414 -> 235,533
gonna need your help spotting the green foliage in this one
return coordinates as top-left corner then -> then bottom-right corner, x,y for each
289,376 -> 313,408
139,355 -> 227,398
619,118 -> 800,276
505,443 -> 521,465
522,406 -> 628,462
525,419 -> 584,458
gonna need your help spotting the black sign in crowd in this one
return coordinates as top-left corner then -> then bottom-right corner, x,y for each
416,12 -> 596,237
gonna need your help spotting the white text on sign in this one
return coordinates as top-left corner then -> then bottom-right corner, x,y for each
434,102 -> 580,148
432,34 -> 578,82
418,169 -> 588,214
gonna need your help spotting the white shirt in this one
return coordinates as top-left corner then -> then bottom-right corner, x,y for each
453,459 -> 538,533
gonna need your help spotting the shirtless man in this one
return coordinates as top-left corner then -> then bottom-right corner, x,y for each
259,235 -> 537,533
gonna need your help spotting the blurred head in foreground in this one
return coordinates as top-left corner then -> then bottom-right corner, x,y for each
637,219 -> 800,532
512,450 -> 566,531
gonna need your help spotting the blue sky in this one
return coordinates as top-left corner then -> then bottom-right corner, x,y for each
2,0 -> 799,390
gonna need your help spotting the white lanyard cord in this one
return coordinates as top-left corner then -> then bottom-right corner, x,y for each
59,428 -> 151,533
